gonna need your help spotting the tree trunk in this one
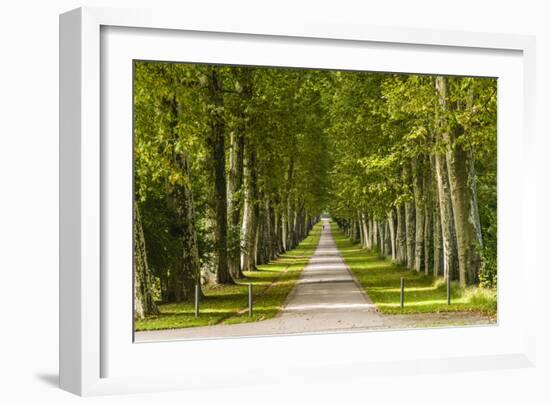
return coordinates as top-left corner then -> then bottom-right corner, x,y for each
287,201 -> 294,249
402,164 -> 415,269
260,198 -> 273,264
256,202 -> 266,266
204,68 -> 233,284
404,201 -> 415,270
361,212 -> 370,249
446,142 -> 482,285
382,221 -> 387,255
434,151 -> 457,282
396,205 -> 406,264
432,202 -> 442,277
269,202 -> 279,260
227,126 -> 245,279
372,218 -> 379,251
469,154 -> 484,250
423,203 -> 432,276
423,155 -> 435,276
412,158 -> 424,272
164,94 -> 202,301
436,76 -> 482,285
262,200 -> 273,265
383,221 -> 392,258
388,209 -> 397,261
281,208 -> 288,252
351,218 -> 359,243
134,201 -> 160,319
285,158 -> 295,250
275,205 -> 285,254
179,152 -> 202,294
241,147 -> 259,271
357,211 -> 364,246
296,203 -> 304,242
291,202 -> 298,247
434,78 -> 458,282
429,155 -> 442,277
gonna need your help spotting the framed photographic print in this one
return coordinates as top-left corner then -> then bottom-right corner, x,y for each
60,6 -> 537,396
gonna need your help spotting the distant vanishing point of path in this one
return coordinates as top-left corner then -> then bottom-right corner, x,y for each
135,219 -> 492,342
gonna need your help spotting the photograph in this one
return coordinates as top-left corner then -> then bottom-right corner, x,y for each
132,61 -> 498,342
1,0 -> 544,399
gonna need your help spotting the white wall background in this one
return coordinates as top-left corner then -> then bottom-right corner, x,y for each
0,0 -> 548,401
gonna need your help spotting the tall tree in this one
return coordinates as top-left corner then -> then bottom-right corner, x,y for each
133,201 -> 160,319
227,68 -> 253,279
436,76 -> 482,285
202,67 -> 234,284
241,145 -> 259,271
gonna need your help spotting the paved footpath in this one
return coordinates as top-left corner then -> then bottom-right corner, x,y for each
135,220 -> 493,342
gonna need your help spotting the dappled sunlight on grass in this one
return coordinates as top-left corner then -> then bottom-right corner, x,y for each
135,224 -> 322,331
331,223 -> 497,317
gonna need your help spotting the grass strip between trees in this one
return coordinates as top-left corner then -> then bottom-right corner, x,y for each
135,224 -> 322,331
332,223 -> 497,317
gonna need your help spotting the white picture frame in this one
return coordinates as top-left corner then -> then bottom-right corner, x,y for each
59,6 -> 537,396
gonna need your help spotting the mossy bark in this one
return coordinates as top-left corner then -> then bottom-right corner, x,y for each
227,127 -> 245,279
204,68 -> 233,284
412,157 -> 425,272
241,146 -> 259,271
404,201 -> 415,270
361,212 -> 370,249
396,205 -> 407,264
388,209 -> 397,261
357,211 -> 364,246
269,202 -> 279,260
163,94 -> 202,302
134,201 -> 160,319
435,76 -> 458,282
436,76 -> 482,285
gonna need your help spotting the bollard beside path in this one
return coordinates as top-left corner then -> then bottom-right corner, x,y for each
400,277 -> 404,309
195,284 -> 200,318
248,284 -> 253,317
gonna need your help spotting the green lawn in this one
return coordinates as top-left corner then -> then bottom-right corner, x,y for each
135,224 -> 322,331
331,224 -> 497,317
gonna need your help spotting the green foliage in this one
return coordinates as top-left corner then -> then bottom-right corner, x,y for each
326,72 -> 497,226
134,58 -> 497,323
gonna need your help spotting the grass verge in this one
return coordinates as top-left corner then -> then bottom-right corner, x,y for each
135,224 -> 321,331
332,224 -> 497,317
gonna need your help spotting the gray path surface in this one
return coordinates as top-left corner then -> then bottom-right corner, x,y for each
135,220 -> 493,342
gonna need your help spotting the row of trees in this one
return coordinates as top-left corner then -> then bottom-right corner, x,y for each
133,62 -> 498,319
329,73 -> 497,288
133,63 -> 329,318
